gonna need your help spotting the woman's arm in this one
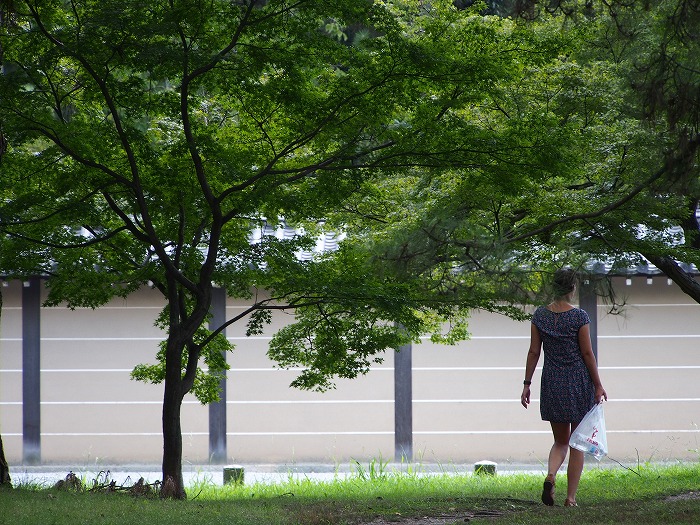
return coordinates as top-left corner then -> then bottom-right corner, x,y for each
578,323 -> 608,403
521,323 -> 542,408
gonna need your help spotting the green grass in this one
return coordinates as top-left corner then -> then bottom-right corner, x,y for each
2,462 -> 700,525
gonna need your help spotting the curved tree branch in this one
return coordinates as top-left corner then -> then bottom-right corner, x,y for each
643,254 -> 700,302
505,163 -> 669,244
2,225 -> 132,249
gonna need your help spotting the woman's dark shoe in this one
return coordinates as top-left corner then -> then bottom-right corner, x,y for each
541,477 -> 555,506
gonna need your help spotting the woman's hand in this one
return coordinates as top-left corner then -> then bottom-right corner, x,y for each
595,385 -> 608,404
521,386 -> 531,408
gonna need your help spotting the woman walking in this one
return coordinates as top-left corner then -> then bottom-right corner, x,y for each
521,269 -> 607,507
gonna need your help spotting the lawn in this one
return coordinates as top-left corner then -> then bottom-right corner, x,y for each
2,462 -> 699,525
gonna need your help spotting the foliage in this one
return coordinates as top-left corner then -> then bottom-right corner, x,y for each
328,10 -> 622,295
0,0 -> 602,398
1,0 -> 600,494
539,0 -> 700,300
131,319 -> 231,404
359,0 -> 700,306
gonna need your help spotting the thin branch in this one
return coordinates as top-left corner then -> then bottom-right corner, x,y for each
2,225 -> 131,249
21,124 -> 134,186
100,191 -> 151,244
505,164 -> 669,244
1,187 -> 103,226
199,297 -> 324,347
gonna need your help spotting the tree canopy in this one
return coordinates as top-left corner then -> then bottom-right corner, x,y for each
529,0 -> 700,300
357,0 -> 700,308
0,0 -> 587,496
575,0 -> 700,300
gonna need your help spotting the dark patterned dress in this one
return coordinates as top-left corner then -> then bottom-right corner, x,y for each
532,306 -> 595,424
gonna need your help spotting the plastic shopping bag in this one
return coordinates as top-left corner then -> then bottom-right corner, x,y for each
569,402 -> 608,460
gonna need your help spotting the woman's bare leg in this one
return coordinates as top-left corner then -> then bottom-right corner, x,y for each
542,422 -> 572,505
548,422 -> 572,479
565,422 -> 584,506
564,447 -> 584,505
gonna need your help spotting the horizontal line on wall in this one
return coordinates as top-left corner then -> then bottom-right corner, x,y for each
2,365 -> 699,374
0,369 -> 136,373
62,306 -> 163,310
404,366 -> 700,371
0,337 -> 166,342
607,304 -> 700,307
0,399 -> 508,406
0,336 -> 271,342
3,303 -> 697,312
417,429 -> 700,435
1,432 -> 204,437
2,334 -> 700,343
2,429 -> 698,438
0,306 -> 161,311
1,305 -> 269,311
2,398 -> 699,407
0,401 -> 196,406
600,366 -> 700,370
598,335 -> 700,339
420,334 -> 700,340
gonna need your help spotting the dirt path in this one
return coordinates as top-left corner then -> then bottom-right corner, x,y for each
362,509 -> 507,523
362,510 -> 503,524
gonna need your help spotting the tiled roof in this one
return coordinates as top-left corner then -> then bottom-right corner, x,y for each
248,222 -> 344,264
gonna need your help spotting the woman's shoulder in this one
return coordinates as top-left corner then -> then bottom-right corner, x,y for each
532,305 -> 548,319
572,307 -> 591,324
531,305 -> 554,326
532,305 -> 589,325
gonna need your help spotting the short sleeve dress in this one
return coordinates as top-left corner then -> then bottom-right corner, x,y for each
531,306 -> 595,424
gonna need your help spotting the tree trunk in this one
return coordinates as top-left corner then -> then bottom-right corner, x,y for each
161,326 -> 189,499
0,433 -> 10,487
161,379 -> 186,499
159,280 -> 213,499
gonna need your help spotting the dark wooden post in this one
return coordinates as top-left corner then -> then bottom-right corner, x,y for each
208,286 -> 227,464
22,276 -> 41,465
579,276 -> 598,361
394,332 -> 413,462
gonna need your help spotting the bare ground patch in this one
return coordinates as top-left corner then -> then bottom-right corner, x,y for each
358,498 -> 538,524
665,491 -> 700,502
361,508 -> 507,524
